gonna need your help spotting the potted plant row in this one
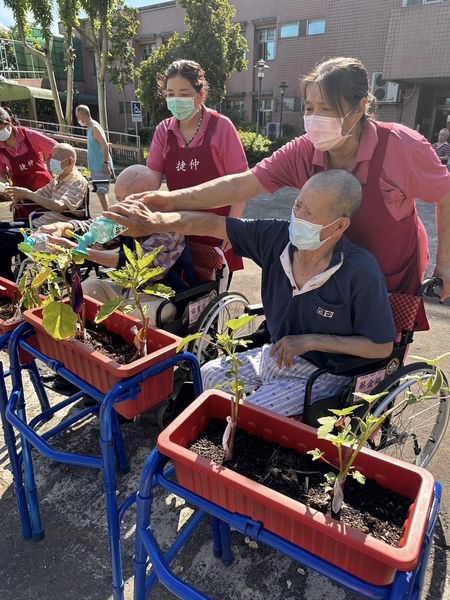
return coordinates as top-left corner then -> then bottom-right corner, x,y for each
19,237 -> 181,418
157,319 -> 443,586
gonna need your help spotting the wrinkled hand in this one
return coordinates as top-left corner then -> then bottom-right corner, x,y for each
4,186 -> 30,201
38,222 -> 74,238
270,335 -> 315,369
103,200 -> 160,237
103,164 -> 112,177
124,190 -> 175,212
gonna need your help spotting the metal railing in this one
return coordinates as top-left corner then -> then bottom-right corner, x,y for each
0,69 -> 47,79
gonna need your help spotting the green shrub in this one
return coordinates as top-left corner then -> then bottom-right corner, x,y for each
238,129 -> 272,167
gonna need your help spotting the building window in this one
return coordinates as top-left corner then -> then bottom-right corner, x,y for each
280,22 -> 299,38
307,19 -> 326,36
255,97 -> 273,129
142,43 -> 156,60
403,0 -> 445,4
222,99 -> 246,123
257,28 -> 276,61
119,102 -> 133,115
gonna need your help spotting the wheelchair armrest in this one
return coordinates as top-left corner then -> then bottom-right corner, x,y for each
245,303 -> 264,316
324,355 -> 389,376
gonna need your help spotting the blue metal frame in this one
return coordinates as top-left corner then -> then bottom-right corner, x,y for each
134,449 -> 442,600
5,322 -> 203,600
0,329 -> 50,540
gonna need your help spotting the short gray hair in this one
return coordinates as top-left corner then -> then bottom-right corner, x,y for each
75,104 -> 91,118
307,169 -> 362,218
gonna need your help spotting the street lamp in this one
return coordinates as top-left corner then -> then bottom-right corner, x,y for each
254,58 -> 269,134
278,81 -> 288,138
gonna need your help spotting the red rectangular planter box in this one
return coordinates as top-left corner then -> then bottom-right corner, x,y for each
0,277 -> 22,335
23,296 -> 181,418
158,391 -> 435,586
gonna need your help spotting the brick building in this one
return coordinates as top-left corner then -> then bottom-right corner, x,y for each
90,0 -> 450,140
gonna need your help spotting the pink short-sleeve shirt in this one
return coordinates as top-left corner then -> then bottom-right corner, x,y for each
252,119 -> 450,221
0,126 -> 57,178
147,105 -> 248,176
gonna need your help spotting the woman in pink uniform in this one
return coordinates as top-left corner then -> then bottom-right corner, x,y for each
145,59 -> 248,273
110,57 -> 450,326
0,107 -> 56,219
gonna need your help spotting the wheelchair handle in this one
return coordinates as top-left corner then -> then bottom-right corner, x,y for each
416,276 -> 443,299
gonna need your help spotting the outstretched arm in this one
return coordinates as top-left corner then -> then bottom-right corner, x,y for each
104,201 -> 228,240
122,170 -> 267,212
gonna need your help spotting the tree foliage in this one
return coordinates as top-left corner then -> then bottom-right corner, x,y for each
138,0 -> 248,124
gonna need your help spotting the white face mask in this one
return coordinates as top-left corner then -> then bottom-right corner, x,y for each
77,120 -> 85,127
304,110 -> 360,151
50,158 -> 64,175
0,125 -> 12,142
289,211 -> 340,251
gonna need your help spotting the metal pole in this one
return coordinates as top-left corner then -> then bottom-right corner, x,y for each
257,77 -> 262,135
279,93 -> 284,138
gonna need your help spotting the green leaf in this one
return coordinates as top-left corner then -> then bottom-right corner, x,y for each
31,266 -> 53,289
328,404 -> 362,417
324,471 -> 337,486
353,391 -> 388,404
42,301 -> 78,340
176,332 -> 203,352
94,297 -> 124,323
226,314 -> 256,332
316,416 -> 336,439
426,368 -> 443,396
351,470 -> 366,485
410,352 -> 450,367
142,283 -> 175,299
307,449 -> 324,461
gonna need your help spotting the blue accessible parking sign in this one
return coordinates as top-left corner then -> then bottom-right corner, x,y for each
131,100 -> 142,122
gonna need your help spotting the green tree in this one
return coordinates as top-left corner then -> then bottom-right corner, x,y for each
4,0 -> 67,125
75,0 -> 121,131
138,0 -> 247,123
108,1 -> 139,132
58,0 -> 80,126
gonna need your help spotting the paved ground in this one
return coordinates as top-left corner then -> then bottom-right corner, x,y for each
0,187 -> 449,600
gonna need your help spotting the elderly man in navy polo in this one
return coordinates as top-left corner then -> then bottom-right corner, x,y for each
105,169 -> 396,417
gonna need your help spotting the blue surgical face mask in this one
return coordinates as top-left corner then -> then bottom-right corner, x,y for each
289,210 -> 340,251
50,158 -> 63,175
166,96 -> 198,122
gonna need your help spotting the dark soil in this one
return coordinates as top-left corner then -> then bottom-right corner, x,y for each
189,418 -> 413,547
0,297 -> 18,322
82,321 -> 136,364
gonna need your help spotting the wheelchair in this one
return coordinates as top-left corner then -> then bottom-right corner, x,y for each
169,275 -> 449,469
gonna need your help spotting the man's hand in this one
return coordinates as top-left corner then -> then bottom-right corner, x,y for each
103,163 -> 112,177
270,335 -> 315,369
38,222 -> 74,238
4,186 -> 31,201
124,190 -> 175,212
46,235 -> 77,250
104,200 -> 160,237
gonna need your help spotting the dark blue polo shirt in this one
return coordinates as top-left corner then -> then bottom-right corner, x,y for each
226,218 -> 395,368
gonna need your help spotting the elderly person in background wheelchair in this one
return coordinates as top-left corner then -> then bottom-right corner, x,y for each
40,164 -> 197,325
0,143 -> 87,281
105,169 -> 396,417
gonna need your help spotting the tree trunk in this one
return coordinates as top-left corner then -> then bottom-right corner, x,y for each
122,87 -> 128,133
18,39 -> 66,127
96,25 -> 109,134
64,29 -> 75,126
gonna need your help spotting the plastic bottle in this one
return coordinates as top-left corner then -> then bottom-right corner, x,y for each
72,216 -> 127,256
19,231 -> 49,253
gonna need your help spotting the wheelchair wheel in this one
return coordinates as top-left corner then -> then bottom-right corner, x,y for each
366,362 -> 449,468
188,291 -> 255,364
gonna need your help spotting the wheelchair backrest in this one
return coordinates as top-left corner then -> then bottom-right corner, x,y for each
187,240 -> 224,282
389,293 -> 421,334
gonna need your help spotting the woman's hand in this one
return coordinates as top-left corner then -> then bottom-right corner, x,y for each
46,235 -> 77,250
104,200 -> 160,237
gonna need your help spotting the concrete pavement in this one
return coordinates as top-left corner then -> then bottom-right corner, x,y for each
0,186 -> 449,599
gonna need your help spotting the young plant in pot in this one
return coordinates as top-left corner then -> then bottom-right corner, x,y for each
177,313 -> 256,459
20,237 -> 181,418
158,353 -> 446,585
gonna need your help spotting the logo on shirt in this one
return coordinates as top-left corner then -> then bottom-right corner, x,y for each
317,307 -> 334,318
